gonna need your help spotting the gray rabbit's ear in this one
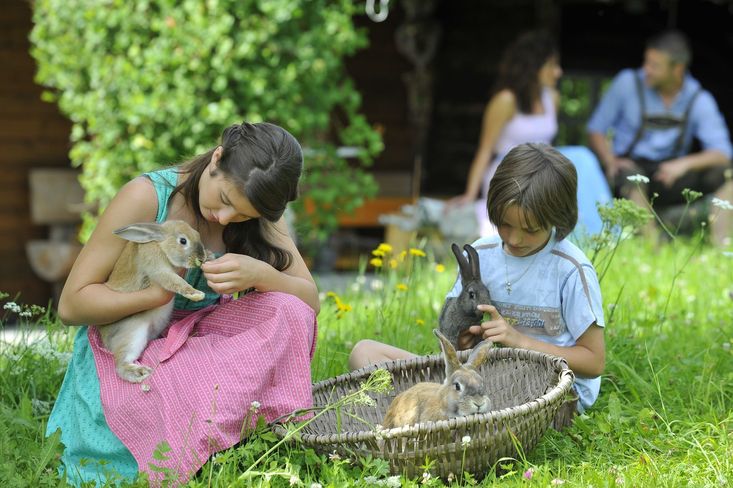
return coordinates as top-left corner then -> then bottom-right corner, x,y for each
451,243 -> 471,284
466,338 -> 493,369
113,223 -> 167,243
434,329 -> 461,377
463,244 -> 481,279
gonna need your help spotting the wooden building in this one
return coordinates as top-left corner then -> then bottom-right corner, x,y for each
3,0 -> 733,308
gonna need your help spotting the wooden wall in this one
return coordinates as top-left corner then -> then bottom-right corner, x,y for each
0,1 -> 73,308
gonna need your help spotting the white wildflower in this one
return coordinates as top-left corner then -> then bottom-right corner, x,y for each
3,302 -> 21,313
289,475 -> 299,486
627,174 -> 650,184
461,435 -> 471,446
356,275 -> 367,285
712,198 -> 733,211
722,342 -> 730,351
18,310 -> 32,318
350,282 -> 361,292
31,398 -> 52,416
363,476 -> 378,485
141,384 -> 151,392
421,472 -> 432,484
328,451 -> 341,461
310,483 -> 323,488
370,279 -> 384,291
250,401 -> 261,410
385,476 -> 401,488
551,479 -> 566,486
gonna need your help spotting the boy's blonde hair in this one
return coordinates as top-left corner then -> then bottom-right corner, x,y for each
486,143 -> 578,240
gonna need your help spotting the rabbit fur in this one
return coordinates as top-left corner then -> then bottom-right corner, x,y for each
381,329 -> 493,429
438,243 -> 492,346
98,220 -> 208,383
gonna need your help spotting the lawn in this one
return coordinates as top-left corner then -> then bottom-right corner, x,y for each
1,222 -> 732,487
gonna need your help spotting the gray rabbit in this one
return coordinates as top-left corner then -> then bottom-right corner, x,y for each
438,243 -> 492,346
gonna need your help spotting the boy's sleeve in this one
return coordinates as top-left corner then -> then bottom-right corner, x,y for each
445,274 -> 462,300
560,264 -> 605,340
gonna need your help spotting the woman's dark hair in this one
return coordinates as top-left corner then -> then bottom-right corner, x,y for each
173,122 -> 303,271
493,30 -> 558,114
487,142 -> 577,240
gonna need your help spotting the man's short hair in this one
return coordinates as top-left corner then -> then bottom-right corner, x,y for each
646,30 -> 692,66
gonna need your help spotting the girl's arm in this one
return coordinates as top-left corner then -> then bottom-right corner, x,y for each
57,177 -> 173,326
459,89 -> 516,201
201,217 -> 320,313
473,305 -> 605,378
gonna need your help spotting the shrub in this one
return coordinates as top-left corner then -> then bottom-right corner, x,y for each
30,0 -> 382,244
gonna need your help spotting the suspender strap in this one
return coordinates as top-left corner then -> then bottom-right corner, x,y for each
621,72 -> 646,158
672,87 -> 702,157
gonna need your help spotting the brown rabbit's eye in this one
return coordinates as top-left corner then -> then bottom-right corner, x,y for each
454,381 -> 461,391
179,237 -> 188,245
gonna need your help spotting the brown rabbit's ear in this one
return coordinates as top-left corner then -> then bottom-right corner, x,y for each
113,223 -> 167,243
466,338 -> 494,369
451,243 -> 471,285
433,329 -> 461,377
463,244 -> 481,279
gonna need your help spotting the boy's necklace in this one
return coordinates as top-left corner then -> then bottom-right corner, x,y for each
503,249 -> 539,294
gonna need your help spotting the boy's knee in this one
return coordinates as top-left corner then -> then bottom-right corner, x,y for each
348,339 -> 380,371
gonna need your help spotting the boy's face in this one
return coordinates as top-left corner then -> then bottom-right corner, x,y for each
497,205 -> 552,257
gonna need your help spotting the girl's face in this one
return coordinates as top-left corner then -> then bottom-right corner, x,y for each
538,55 -> 563,89
497,205 -> 552,257
198,150 -> 261,226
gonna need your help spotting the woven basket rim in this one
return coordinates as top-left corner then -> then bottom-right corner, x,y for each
286,347 -> 575,444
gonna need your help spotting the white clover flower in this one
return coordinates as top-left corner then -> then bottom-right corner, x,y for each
551,479 -> 566,486
461,435 -> 471,446
627,174 -> 650,184
712,198 -> 733,211
310,483 -> 323,488
250,400 -> 261,410
289,475 -> 299,486
370,279 -> 384,291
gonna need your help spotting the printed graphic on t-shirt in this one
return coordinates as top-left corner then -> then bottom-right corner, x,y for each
495,302 -> 564,337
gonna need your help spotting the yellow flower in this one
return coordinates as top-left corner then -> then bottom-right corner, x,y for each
377,243 -> 393,253
398,250 -> 407,261
389,259 -> 398,269
337,302 -> 352,312
326,291 -> 338,298
370,258 -> 383,268
416,318 -> 425,326
435,264 -> 446,273
371,249 -> 385,257
396,283 -> 408,291
409,248 -> 426,257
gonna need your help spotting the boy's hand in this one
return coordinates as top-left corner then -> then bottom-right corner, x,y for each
476,304 -> 525,348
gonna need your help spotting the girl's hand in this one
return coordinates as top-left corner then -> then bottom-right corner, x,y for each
201,253 -> 265,295
476,304 -> 525,348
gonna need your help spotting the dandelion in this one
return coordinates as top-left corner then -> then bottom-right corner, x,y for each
523,468 -> 534,480
416,318 -> 425,326
389,258 -> 398,269
712,197 -> 733,211
370,258 -> 383,268
372,249 -> 385,257
398,250 -> 407,261
627,174 -> 650,184
377,243 -> 393,254
435,264 -> 446,273
461,435 -> 471,446
396,283 -> 408,291
409,248 -> 426,257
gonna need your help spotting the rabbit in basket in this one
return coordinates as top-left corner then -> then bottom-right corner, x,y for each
381,329 -> 494,429
98,220 -> 208,383
439,243 -> 492,347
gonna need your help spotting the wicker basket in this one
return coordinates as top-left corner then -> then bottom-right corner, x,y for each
275,347 -> 575,480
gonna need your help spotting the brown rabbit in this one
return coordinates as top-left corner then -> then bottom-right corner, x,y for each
382,329 -> 493,429
98,220 -> 208,383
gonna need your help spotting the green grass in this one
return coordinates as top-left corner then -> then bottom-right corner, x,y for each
1,236 -> 732,487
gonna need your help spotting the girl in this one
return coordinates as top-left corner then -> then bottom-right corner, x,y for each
351,143 -> 606,412
450,30 -> 563,237
48,122 -> 319,486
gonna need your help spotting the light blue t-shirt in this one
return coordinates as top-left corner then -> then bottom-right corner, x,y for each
587,68 -> 732,161
446,231 -> 605,411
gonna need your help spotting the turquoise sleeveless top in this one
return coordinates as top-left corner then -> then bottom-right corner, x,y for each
46,168 -> 219,486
